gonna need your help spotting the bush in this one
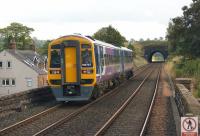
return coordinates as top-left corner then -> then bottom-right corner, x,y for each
174,58 -> 200,97
197,84 -> 200,97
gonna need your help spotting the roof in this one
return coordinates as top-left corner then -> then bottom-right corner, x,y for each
6,49 -> 47,75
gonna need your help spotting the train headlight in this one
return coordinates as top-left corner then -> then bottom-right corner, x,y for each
82,69 -> 93,74
50,70 -> 61,74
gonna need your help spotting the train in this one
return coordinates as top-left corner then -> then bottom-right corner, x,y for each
48,34 -> 133,102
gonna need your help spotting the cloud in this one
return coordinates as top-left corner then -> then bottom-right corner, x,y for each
0,0 -> 191,40
26,21 -> 166,40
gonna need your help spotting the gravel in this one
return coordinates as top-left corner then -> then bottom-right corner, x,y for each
0,100 -> 58,130
43,64 -> 157,136
103,64 -> 159,136
145,66 -> 177,136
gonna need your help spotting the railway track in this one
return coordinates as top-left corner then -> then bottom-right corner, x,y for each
0,64 -> 149,136
32,64 -> 158,136
95,64 -> 161,136
0,103 -> 85,136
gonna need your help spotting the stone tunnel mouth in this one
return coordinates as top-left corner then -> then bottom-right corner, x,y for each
150,51 -> 165,63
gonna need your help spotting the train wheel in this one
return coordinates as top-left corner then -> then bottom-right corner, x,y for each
91,85 -> 104,100
91,86 -> 99,100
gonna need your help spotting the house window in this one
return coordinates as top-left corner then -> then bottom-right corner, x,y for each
6,79 -> 9,86
7,61 -> 12,68
2,79 -> 9,86
11,79 -> 16,86
2,79 -> 5,86
1,78 -> 16,86
0,61 -> 3,68
26,78 -> 33,87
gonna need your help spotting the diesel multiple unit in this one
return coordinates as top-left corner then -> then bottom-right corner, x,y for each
48,34 -> 133,101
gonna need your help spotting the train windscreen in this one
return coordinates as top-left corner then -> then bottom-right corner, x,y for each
81,49 -> 93,67
50,49 -> 61,68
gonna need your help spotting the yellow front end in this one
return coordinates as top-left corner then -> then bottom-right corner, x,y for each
47,35 -> 96,101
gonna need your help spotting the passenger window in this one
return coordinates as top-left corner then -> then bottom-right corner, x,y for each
94,45 -> 100,74
99,46 -> 104,73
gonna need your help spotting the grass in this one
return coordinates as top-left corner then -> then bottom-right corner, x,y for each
133,55 -> 148,67
133,42 -> 148,67
166,57 -> 200,97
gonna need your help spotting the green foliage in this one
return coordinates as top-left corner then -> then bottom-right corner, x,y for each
132,42 -> 144,56
131,42 -> 148,67
138,40 -> 169,47
37,40 -> 51,55
197,84 -> 200,97
127,42 -> 135,52
167,0 -> 200,58
93,25 -> 127,47
175,58 -> 200,77
0,22 -> 34,50
0,37 -> 4,51
174,58 -> 200,97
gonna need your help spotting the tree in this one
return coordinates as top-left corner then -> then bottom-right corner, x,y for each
127,38 -> 135,51
139,38 -> 144,42
0,22 -> 34,50
93,25 -> 127,47
146,38 -> 150,41
127,42 -> 135,51
166,0 -> 200,58
37,40 -> 51,55
0,36 -> 4,51
159,37 -> 163,40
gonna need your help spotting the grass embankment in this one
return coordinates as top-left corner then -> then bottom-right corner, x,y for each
133,42 -> 148,68
165,57 -> 200,97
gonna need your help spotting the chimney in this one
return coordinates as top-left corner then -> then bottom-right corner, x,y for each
9,39 -> 16,50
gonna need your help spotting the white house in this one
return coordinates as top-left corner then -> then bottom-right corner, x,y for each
0,47 -> 47,96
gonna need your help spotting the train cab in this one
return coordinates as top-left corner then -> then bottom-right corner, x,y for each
48,35 -> 96,101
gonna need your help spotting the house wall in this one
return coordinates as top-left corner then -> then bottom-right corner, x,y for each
0,50 -> 38,96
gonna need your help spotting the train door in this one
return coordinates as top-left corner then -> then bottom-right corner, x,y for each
61,40 -> 81,85
65,47 -> 77,82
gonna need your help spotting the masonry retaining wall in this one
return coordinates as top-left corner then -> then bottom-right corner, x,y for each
0,87 -> 54,112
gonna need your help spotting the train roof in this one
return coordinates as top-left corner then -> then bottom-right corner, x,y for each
64,34 -> 120,50
120,47 -> 133,52
56,34 -> 133,52
58,34 -> 94,42
93,40 -> 120,49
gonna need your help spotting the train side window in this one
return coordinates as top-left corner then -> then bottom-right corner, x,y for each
109,55 -> 111,65
94,45 -> 100,74
104,54 -> 106,65
99,46 -> 104,73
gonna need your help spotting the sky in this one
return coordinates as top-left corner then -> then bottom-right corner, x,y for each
0,0 -> 192,41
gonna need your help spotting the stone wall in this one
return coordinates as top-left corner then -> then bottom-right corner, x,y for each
0,86 -> 54,113
174,83 -> 200,129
